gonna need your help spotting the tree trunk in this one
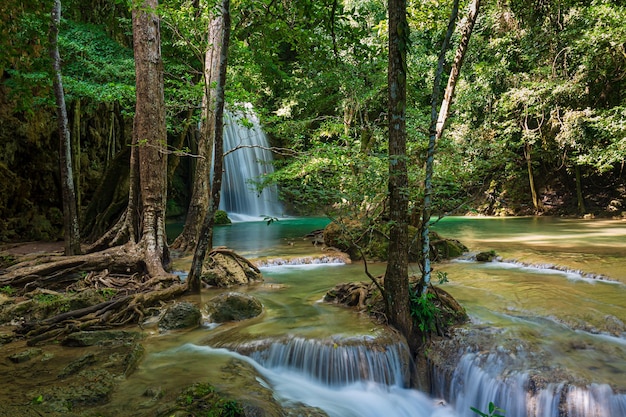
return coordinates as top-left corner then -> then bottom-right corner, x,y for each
187,0 -> 231,293
525,142 -> 543,212
420,0 -> 460,294
575,164 -> 586,215
132,0 -> 170,277
422,0 -> 480,293
49,0 -> 81,256
72,99 -> 81,210
170,8 -> 223,253
435,0 -> 481,140
384,0 -> 414,349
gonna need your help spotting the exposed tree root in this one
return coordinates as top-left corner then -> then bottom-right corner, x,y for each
0,242 -> 187,345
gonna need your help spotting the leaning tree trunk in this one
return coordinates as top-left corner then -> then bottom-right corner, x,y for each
421,0 -> 480,294
525,141 -> 543,213
49,0 -> 81,256
187,0 -> 231,293
384,0 -> 414,350
132,0 -> 170,277
170,7 -> 223,253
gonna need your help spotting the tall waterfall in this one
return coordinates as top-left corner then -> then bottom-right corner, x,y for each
219,104 -> 283,222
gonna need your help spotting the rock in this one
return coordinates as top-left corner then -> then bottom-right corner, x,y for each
205,292 -> 263,323
202,250 -> 263,287
8,348 -> 42,363
475,250 -> 497,262
158,301 -> 202,331
62,330 -> 144,347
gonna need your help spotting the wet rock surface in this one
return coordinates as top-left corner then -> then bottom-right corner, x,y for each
205,292 -> 263,323
158,301 -> 202,331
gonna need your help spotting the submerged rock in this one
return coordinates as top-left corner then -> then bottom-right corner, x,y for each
475,250 -> 497,262
205,292 -> 263,323
159,301 -> 202,331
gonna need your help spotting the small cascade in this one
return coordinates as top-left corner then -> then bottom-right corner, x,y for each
242,336 -> 411,387
219,104 -> 283,221
255,254 -> 348,268
454,255 -> 618,284
433,352 -> 626,417
167,341 -> 458,417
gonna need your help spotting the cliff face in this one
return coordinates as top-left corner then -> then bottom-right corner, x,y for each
0,81 -> 133,243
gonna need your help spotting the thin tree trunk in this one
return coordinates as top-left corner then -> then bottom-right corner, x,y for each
49,0 -> 81,256
132,0 -> 170,277
435,0 -> 481,140
420,0 -> 460,295
422,0 -> 480,293
384,0 -> 413,348
187,0 -> 231,293
525,142 -> 543,212
575,164 -> 585,215
171,11 -> 223,253
72,99 -> 81,210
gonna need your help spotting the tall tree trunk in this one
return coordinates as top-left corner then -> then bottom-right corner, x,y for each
171,8 -> 223,253
575,164 -> 586,215
187,0 -> 231,293
385,0 -> 413,348
421,0 -> 480,294
49,0 -> 81,256
72,99 -> 81,210
132,0 -> 169,277
524,142 -> 543,212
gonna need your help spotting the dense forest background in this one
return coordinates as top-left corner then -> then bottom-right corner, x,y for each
1,0 -> 625,243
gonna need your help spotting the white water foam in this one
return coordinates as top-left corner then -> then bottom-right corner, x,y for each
454,256 -> 619,284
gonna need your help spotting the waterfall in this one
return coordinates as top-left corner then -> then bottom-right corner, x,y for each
243,336 -> 411,387
219,104 -> 283,222
168,340 -> 458,417
433,352 -> 626,417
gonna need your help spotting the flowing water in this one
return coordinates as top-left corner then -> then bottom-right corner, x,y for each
117,217 -> 625,416
219,105 -> 284,221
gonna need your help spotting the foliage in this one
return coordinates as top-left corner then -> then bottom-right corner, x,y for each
471,402 -> 506,417
214,210 -> 232,225
409,291 -> 440,335
0,285 -> 16,296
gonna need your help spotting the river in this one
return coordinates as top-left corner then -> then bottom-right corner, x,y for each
112,216 -> 626,416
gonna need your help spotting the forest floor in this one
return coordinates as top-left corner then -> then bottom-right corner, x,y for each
0,242 -> 252,417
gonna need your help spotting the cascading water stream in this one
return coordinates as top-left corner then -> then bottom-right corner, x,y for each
163,338 -> 458,417
432,351 -> 626,417
219,104 -> 283,221
145,217 -> 626,417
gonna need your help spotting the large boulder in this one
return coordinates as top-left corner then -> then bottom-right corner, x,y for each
202,248 -> 263,287
323,220 -> 467,262
205,292 -> 263,323
158,302 -> 202,331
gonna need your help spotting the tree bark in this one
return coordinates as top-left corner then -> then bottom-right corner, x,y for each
187,0 -> 231,293
132,0 -> 170,277
525,141 -> 543,212
575,164 -> 585,215
422,0 -> 480,293
384,0 -> 414,348
171,7 -> 223,253
49,0 -> 81,256
435,0 -> 481,141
